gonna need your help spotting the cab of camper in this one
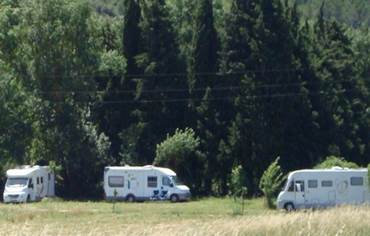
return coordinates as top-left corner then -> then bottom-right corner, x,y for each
104,165 -> 191,202
3,166 -> 55,203
277,167 -> 369,211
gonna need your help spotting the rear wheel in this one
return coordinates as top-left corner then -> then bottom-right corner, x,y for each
170,194 -> 179,203
126,194 -> 135,202
284,203 -> 295,212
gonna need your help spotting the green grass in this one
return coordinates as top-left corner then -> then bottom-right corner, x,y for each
1,198 -> 370,235
0,198 -> 268,224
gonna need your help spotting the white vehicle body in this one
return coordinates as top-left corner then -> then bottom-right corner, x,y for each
3,166 -> 55,203
104,166 -> 191,202
277,167 -> 370,210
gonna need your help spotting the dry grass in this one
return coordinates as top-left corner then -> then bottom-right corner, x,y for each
0,199 -> 369,236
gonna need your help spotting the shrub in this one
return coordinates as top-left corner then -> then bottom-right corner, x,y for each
229,165 -> 248,215
229,165 -> 248,198
314,156 -> 359,169
259,157 -> 285,209
154,128 -> 205,194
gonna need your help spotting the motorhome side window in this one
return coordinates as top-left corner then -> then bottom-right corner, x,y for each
350,177 -> 363,186
295,180 -> 305,191
321,180 -> 333,187
308,180 -> 318,188
162,176 -> 171,186
37,177 -> 39,184
147,176 -> 157,188
41,177 -> 43,184
108,176 -> 124,187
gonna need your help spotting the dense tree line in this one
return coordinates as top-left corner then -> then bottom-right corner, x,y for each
0,0 -> 370,198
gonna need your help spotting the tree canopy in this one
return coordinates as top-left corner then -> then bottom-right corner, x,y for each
1,0 -> 370,198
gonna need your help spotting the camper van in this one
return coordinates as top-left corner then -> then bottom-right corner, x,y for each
3,166 -> 55,203
277,167 -> 370,211
104,165 -> 191,202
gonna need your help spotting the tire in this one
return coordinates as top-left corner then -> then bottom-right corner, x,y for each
284,203 -> 295,212
170,194 -> 179,203
126,194 -> 136,202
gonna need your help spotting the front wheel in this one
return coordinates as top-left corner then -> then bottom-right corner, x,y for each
170,194 -> 179,203
284,203 -> 295,212
126,194 -> 136,202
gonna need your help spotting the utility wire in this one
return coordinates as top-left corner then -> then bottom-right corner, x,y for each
36,78 -> 360,95
37,67 -> 308,79
45,88 -> 358,105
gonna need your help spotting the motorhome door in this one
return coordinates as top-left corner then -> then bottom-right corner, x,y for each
36,176 -> 43,198
305,179 -> 320,208
335,178 -> 349,205
295,180 -> 306,208
160,176 -> 172,199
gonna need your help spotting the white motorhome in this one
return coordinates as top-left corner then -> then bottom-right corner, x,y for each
3,166 -> 55,203
277,167 -> 370,211
104,165 -> 191,202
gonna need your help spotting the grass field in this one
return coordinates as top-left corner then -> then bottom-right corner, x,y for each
0,198 -> 370,235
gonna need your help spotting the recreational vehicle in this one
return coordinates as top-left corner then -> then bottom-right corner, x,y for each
277,167 -> 370,211
3,166 -> 55,203
104,165 -> 191,202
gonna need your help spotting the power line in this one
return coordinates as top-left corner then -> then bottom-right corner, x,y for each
30,67 -> 308,79
36,78 -> 360,95
50,88 -> 357,105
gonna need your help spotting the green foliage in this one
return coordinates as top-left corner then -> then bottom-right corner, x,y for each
123,0 -> 141,75
314,156 -> 359,169
296,0 -> 370,28
1,0 -> 370,200
229,165 -> 247,198
229,165 -> 248,215
259,157 -> 285,209
154,128 -> 205,194
129,0 -> 187,164
154,128 -> 202,168
99,50 -> 126,75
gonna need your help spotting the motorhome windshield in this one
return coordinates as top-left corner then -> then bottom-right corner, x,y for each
171,176 -> 183,185
6,178 -> 28,187
283,179 -> 294,191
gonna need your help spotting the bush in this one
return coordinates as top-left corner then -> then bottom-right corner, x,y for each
229,165 -> 248,198
154,128 -> 205,194
229,165 -> 248,215
259,157 -> 285,209
314,156 -> 359,169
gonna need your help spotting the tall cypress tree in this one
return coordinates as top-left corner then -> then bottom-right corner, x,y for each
188,0 -> 218,91
95,20 -> 126,162
118,0 -> 144,165
221,0 -> 260,194
123,0 -> 142,75
134,0 -> 186,164
224,0 -> 318,193
188,0 -> 220,193
312,17 -> 370,165
251,0 -> 316,179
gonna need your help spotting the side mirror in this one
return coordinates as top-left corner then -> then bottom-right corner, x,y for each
29,183 -> 34,189
170,183 -> 174,188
